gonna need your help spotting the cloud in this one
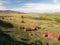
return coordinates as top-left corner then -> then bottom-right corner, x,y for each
0,0 -> 9,5
11,3 -> 60,13
53,0 -> 58,3
53,0 -> 60,4
0,0 -> 60,13
0,6 -> 7,10
0,0 -> 9,10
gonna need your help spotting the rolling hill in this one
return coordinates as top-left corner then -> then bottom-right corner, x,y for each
0,13 -> 60,45
0,10 -> 24,14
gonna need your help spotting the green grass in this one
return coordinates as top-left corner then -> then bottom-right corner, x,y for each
0,13 -> 60,45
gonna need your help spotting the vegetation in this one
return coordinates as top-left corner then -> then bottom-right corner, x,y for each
28,15 -> 60,23
0,20 -> 14,28
0,13 -> 60,45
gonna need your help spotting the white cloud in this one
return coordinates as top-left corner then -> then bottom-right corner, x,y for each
11,3 -> 60,13
0,6 -> 7,10
53,0 -> 58,3
0,0 -> 8,10
53,0 -> 60,3
0,0 -> 9,5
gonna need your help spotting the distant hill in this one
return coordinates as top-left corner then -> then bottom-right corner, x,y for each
0,10 -> 24,14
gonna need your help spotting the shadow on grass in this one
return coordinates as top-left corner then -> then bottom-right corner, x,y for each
0,30 -> 30,45
0,20 -> 14,28
0,29 -> 44,45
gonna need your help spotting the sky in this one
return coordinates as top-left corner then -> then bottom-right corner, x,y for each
0,0 -> 60,13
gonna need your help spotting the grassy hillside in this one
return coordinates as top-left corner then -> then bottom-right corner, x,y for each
0,13 -> 60,45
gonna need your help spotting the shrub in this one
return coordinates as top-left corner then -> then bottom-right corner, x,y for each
21,16 -> 25,19
54,18 -> 60,22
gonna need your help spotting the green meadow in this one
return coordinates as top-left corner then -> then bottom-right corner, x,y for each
0,13 -> 60,45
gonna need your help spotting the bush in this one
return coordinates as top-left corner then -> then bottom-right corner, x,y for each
54,18 -> 60,22
21,16 -> 25,19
